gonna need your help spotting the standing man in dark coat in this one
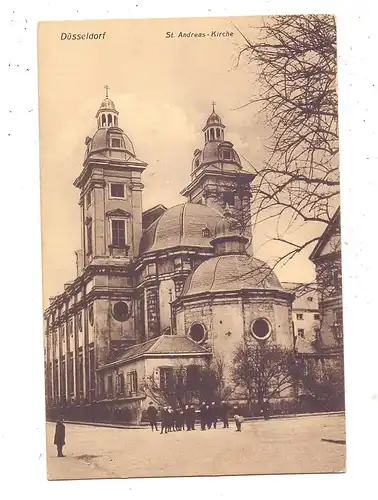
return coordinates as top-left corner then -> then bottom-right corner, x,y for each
189,404 -> 196,430
184,404 -> 190,431
210,401 -> 218,429
200,401 -> 207,430
220,400 -> 230,428
160,406 -> 168,434
147,402 -> 158,431
54,419 -> 66,457
262,399 -> 271,420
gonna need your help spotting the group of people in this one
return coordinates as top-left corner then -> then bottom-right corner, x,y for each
146,400 -> 245,434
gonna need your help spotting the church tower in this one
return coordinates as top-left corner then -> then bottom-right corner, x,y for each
73,88 -> 148,364
74,88 -> 147,268
180,105 -> 255,236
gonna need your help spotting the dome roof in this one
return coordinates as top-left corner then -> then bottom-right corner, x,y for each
139,203 -> 223,254
99,97 -> 116,110
192,141 -> 242,172
87,127 -> 135,156
206,110 -> 222,126
181,254 -> 283,296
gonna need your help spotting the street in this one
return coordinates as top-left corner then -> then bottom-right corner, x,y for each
46,413 -> 346,480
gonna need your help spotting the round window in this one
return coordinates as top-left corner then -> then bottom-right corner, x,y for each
189,323 -> 206,343
88,305 -> 94,326
251,318 -> 271,340
113,301 -> 130,322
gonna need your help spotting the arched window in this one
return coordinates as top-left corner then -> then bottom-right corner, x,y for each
108,114 -> 113,126
216,128 -> 220,139
101,114 -> 106,126
210,128 -> 215,141
114,116 -> 118,127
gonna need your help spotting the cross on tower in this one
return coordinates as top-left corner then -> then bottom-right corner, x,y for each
104,85 -> 110,98
212,101 -> 216,112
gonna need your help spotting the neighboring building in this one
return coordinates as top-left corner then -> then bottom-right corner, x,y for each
282,283 -> 320,343
309,208 -> 343,353
43,93 -> 294,422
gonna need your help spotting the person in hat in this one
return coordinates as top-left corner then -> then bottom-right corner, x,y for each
262,399 -> 271,420
220,400 -> 230,428
189,404 -> 196,430
147,402 -> 158,431
160,406 -> 168,434
210,401 -> 218,429
200,402 -> 207,430
184,404 -> 191,431
54,419 -> 66,457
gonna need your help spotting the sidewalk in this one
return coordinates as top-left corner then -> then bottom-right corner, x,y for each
49,410 -> 345,430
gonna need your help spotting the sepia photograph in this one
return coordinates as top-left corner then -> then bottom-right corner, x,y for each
38,14 -> 345,480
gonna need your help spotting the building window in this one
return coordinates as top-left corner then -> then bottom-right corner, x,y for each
111,219 -> 126,247
222,149 -> 231,160
89,345 -> 95,393
296,313 -> 304,320
77,312 -> 83,332
117,373 -> 125,396
159,367 -> 173,392
68,319 -> 73,335
87,221 -> 93,256
223,191 -> 235,206
189,322 -> 206,343
187,365 -> 201,390
88,305 -> 94,326
202,226 -> 211,238
110,183 -> 125,199
297,328 -> 305,338
112,301 -> 130,322
107,374 -> 113,398
99,375 -> 105,399
127,371 -> 138,395
314,314 -> 320,320
86,191 -> 91,207
68,353 -> 74,395
111,138 -> 121,148
250,318 -> 271,340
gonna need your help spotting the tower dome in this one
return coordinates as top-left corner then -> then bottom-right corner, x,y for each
210,205 -> 249,255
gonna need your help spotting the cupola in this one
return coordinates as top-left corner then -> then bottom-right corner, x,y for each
210,205 -> 249,255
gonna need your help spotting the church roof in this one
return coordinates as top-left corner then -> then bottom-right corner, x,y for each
309,207 -> 341,262
181,254 -> 285,297
100,335 -> 210,369
139,202 -> 223,255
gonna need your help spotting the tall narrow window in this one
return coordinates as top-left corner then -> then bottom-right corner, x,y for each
89,345 -> 95,393
87,221 -> 93,255
108,114 -> 113,126
159,367 -> 173,392
210,128 -> 215,141
107,374 -> 113,398
111,219 -> 126,248
68,353 -> 74,395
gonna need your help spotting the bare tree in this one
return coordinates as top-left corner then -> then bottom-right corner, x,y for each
295,355 -> 344,411
232,15 -> 339,271
231,341 -> 298,406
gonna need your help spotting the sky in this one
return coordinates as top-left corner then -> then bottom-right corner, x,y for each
38,15 -> 319,307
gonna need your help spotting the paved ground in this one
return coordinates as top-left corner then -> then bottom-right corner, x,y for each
46,413 -> 346,480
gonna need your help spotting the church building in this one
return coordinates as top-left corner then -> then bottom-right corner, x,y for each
43,93 -> 294,422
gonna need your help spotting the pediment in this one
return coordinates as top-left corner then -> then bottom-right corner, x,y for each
106,208 -> 131,218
